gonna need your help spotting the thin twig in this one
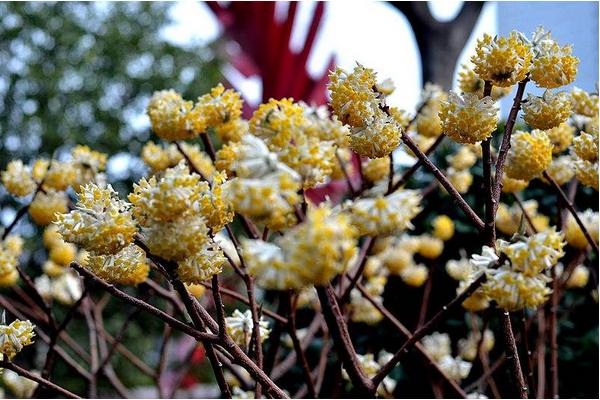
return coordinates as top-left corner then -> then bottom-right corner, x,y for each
0,361 -> 82,399
500,310 -> 528,398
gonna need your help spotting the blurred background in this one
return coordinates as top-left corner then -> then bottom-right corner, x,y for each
0,1 -> 597,398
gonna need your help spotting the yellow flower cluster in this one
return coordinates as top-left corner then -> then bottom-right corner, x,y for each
0,318 -> 35,360
1,160 -> 36,197
29,189 -> 69,226
522,91 -> 572,130
440,92 -> 499,144
458,329 -> 495,361
501,175 -> 529,193
372,235 -> 429,287
147,85 -> 243,141
543,155 -> 575,185
565,265 -> 590,289
471,31 -> 532,87
56,183 -> 137,255
496,200 -> 549,236
432,215 -> 455,241
249,99 -> 339,188
571,125 -> 599,190
505,130 -> 553,181
416,83 -> 446,138
342,351 -> 397,395
86,244 -> 149,285
328,64 -> 402,158
445,255 -> 490,311
2,369 -> 39,398
472,229 -> 565,311
345,190 -> 421,236
571,87 -> 599,117
70,145 -> 108,192
35,271 -> 83,306
546,122 -> 575,154
141,141 -> 215,177
457,64 -> 512,100
421,332 -> 472,382
446,147 -> 478,171
530,27 -> 579,88
443,145 -> 480,195
243,204 -> 357,290
349,274 -> 385,325
564,209 -> 599,249
0,235 -> 23,287
362,157 -> 390,184
225,309 -> 270,348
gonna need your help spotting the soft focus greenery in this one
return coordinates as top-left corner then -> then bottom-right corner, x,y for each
0,2 -> 223,167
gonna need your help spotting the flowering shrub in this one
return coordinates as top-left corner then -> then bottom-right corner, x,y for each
0,25 -> 597,399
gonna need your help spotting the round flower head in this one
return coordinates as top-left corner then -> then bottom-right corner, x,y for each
572,130 -> 599,163
214,118 -> 248,143
71,145 -> 108,192
522,91 -> 572,130
530,27 -> 579,89
573,159 -> 599,190
400,264 -> 429,287
505,130 -> 553,181
129,161 -> 203,224
446,146 -> 478,171
147,89 -> 203,140
363,157 -> 390,184
242,239 -> 299,290
49,241 -> 77,266
328,64 -> 381,127
301,102 -> 350,147
0,236 -> 22,287
50,272 -> 84,306
482,265 -> 551,311
498,229 -> 565,276
459,330 -> 495,361
196,172 -> 234,232
177,239 -> 226,284
432,215 -> 455,241
0,319 -> 35,360
86,244 -> 149,285
1,160 -> 35,197
501,175 -> 529,193
194,83 -> 243,129
417,235 -> 444,259
565,265 -> 589,289
416,102 -> 443,138
42,260 -> 66,278
439,355 -> 473,383
29,190 -> 69,226
140,141 -> 172,172
186,283 -> 206,298
471,31 -> 533,87
446,168 -> 474,193
349,111 -> 403,158
543,155 -> 575,185
249,98 -> 306,149
225,309 -> 270,348
457,64 -> 512,100
439,92 -> 499,144
223,170 -> 301,231
141,214 -> 210,261
571,87 -> 599,117
347,190 -> 422,236
276,134 -> 337,188
546,122 -> 575,154
55,184 -> 136,255
43,160 -> 77,191
422,332 -> 452,362
446,256 -> 474,282
564,210 -> 599,250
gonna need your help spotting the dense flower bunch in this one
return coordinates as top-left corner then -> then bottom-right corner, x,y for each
571,115 -> 599,190
225,309 -> 270,348
505,130 -> 553,181
439,92 -> 498,144
328,64 -> 403,158
141,141 -> 215,177
529,26 -> 579,88
421,332 -> 472,382
564,210 -> 599,249
470,229 -> 565,311
0,318 -> 35,360
522,90 -> 572,130
243,204 -> 357,290
0,235 -> 23,287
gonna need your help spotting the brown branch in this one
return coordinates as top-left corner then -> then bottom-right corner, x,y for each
389,134 -> 445,193
356,283 -> 467,398
500,310 -> 528,398
536,309 -> 546,398
316,284 -> 375,396
402,134 -> 485,231
339,236 -> 376,305
0,361 -> 82,399
371,273 -> 486,388
244,275 -> 264,398
285,292 -> 317,398
491,78 -> 529,208
543,171 -> 599,254
549,268 -> 559,399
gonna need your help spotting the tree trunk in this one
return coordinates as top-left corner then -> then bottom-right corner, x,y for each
390,2 -> 485,89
